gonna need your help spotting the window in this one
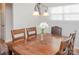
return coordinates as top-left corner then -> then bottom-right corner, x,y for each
49,4 -> 79,21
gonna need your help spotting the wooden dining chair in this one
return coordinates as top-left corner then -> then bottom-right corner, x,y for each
70,31 -> 79,55
56,39 -> 70,55
11,28 -> 26,55
68,31 -> 76,55
51,26 -> 62,36
26,27 -> 37,41
11,28 -> 26,42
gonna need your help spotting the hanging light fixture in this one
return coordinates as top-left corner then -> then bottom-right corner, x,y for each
33,3 -> 48,16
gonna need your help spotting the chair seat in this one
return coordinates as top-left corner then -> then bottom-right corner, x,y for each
0,43 -> 8,55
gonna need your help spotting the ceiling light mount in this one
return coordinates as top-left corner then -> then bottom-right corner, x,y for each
33,3 -> 48,16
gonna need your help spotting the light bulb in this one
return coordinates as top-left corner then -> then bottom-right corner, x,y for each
33,11 -> 39,16
43,12 -> 48,16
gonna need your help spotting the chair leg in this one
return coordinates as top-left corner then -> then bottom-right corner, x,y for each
9,50 -> 12,55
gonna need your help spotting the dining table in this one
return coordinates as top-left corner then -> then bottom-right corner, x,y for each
12,33 -> 68,55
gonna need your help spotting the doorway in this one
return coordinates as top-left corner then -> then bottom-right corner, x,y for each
0,4 -> 5,40
0,3 -> 13,41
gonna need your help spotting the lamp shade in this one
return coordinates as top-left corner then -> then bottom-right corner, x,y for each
43,12 -> 48,16
33,11 -> 39,16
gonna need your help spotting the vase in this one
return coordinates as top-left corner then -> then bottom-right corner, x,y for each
41,33 -> 43,40
41,29 -> 44,40
41,29 -> 44,34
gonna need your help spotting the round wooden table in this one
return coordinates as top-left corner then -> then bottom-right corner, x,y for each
12,33 -> 67,55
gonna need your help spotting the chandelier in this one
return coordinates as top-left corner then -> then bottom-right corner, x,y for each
33,3 -> 48,16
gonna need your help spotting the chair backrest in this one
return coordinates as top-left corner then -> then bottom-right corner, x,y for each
68,31 -> 76,54
59,39 -> 70,55
11,28 -> 26,42
69,31 -> 76,44
26,27 -> 37,40
51,26 -> 62,36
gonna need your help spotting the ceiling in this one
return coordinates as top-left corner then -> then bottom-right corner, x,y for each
44,3 -> 78,7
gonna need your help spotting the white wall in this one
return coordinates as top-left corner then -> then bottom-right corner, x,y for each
13,3 -> 42,34
13,3 -> 41,28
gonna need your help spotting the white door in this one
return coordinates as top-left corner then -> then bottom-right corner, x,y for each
0,11 -> 1,39
1,12 -> 5,40
0,4 -> 5,40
